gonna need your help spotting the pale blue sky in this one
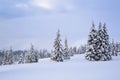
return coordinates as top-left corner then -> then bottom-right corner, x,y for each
0,0 -> 120,50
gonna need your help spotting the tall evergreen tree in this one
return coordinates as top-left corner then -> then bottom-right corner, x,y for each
115,42 -> 120,55
77,45 -> 87,54
96,22 -> 104,60
97,23 -> 111,61
2,47 -> 13,65
69,47 -> 74,56
101,23 -> 111,60
111,40 -> 118,56
51,30 -> 64,62
25,44 -> 38,63
18,54 -> 24,64
2,50 -> 8,65
8,47 -> 14,64
63,38 -> 70,60
85,22 -> 98,61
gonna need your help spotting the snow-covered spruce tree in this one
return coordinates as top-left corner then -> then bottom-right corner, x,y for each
117,43 -> 120,53
8,48 -> 14,64
51,30 -> 64,62
69,47 -> 74,56
85,22 -> 98,61
0,51 -> 4,65
25,44 -> 38,63
77,45 -> 87,54
18,54 -> 24,64
94,22 -> 111,61
115,42 -> 120,55
63,38 -> 70,60
2,47 -> 14,65
111,40 -> 118,56
2,50 -> 8,65
101,23 -> 111,60
96,22 -> 105,61
73,47 -> 77,54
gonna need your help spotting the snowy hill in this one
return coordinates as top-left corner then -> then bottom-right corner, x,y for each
0,54 -> 120,80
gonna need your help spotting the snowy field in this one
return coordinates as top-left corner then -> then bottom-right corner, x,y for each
0,54 -> 120,80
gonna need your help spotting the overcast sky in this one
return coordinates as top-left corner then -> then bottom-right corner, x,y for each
0,0 -> 120,50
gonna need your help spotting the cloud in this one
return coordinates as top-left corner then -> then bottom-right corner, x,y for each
0,1 -> 30,20
0,0 -> 77,20
30,0 -> 54,10
15,3 -> 29,10
30,0 -> 75,11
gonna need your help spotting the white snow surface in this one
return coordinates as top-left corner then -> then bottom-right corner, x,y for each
0,54 -> 120,80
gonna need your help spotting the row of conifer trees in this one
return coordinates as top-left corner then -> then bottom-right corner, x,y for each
1,22 -> 120,65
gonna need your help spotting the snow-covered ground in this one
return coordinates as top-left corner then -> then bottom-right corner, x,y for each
0,54 -> 120,80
